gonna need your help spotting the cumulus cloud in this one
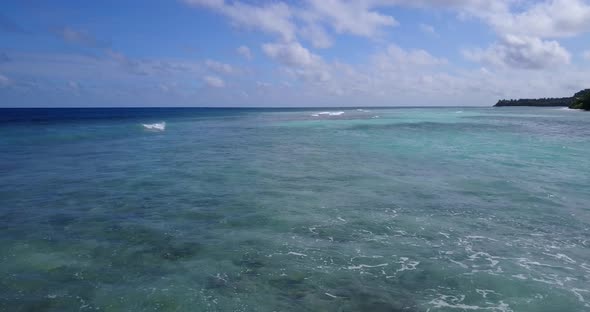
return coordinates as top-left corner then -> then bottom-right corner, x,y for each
378,0 -> 590,39
184,0 -> 296,41
304,0 -> 398,37
299,23 -> 333,48
205,59 -> 234,74
464,34 -> 571,69
262,41 -> 321,68
262,41 -> 332,83
373,44 -> 447,69
237,45 -> 252,60
203,75 -> 225,88
487,0 -> 590,38
184,0 -> 399,49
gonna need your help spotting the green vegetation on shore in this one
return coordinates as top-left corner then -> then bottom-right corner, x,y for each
494,89 -> 589,110
568,89 -> 590,110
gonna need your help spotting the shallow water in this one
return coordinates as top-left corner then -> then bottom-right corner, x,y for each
1,107 -> 589,311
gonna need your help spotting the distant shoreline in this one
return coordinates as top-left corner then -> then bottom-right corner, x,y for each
495,89 -> 589,110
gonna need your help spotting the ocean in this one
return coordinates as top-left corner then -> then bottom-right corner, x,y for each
1,107 -> 589,311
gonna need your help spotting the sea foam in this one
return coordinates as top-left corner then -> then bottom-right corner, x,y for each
311,111 -> 345,117
142,121 -> 166,131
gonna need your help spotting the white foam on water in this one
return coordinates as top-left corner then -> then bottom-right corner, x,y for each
428,295 -> 513,312
532,277 -> 564,286
287,251 -> 307,257
512,274 -> 527,280
324,292 -> 341,299
450,259 -> 469,269
468,252 -> 500,267
142,121 -> 166,131
516,258 -> 571,270
542,252 -> 576,264
571,288 -> 589,304
476,289 -> 498,299
438,232 -> 450,239
466,235 -> 498,242
397,257 -> 420,272
337,217 -> 346,222
347,263 -> 388,270
311,111 -> 345,117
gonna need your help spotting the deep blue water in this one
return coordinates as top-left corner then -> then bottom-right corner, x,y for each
1,107 -> 589,311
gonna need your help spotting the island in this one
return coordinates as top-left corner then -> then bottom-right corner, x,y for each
495,89 -> 590,110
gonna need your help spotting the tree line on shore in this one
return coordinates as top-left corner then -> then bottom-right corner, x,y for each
495,89 -> 589,110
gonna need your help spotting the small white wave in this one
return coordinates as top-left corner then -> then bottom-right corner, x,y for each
476,289 -> 498,299
396,257 -> 420,272
311,111 -> 345,117
324,293 -> 340,299
571,288 -> 589,303
512,274 -> 527,280
142,121 -> 166,131
542,252 -> 576,264
466,235 -> 498,242
347,263 -> 388,270
429,295 -> 512,311
356,109 -> 370,112
450,259 -> 469,269
287,251 -> 307,257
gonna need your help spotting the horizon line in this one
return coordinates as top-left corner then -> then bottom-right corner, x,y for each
0,105 -> 492,109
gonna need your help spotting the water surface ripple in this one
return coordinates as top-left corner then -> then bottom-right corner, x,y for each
1,107 -> 589,311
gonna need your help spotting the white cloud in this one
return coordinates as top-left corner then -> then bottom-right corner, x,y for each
377,0 -> 590,39
237,45 -> 252,60
184,0 -> 296,41
256,81 -> 272,88
299,23 -> 333,48
464,34 -> 571,69
373,44 -> 447,69
184,0 -> 399,49
262,41 -> 321,68
203,75 -> 225,88
583,50 -> 590,61
262,41 -> 333,83
488,0 -> 590,38
0,73 -> 10,87
304,0 -> 398,37
184,0 -> 224,8
205,59 -> 233,74
419,23 -> 437,36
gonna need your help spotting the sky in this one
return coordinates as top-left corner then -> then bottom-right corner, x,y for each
1,0 -> 590,107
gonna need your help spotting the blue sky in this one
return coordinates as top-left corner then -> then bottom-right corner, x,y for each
1,0 -> 590,107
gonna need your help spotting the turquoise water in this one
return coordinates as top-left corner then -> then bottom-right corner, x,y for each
1,107 -> 589,311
